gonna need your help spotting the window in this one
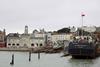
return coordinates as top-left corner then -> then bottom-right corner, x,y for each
31,43 -> 34,46
8,43 -> 11,46
40,43 -> 42,46
12,44 -> 15,46
17,44 -> 19,46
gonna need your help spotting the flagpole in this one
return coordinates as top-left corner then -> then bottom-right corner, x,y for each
81,13 -> 85,36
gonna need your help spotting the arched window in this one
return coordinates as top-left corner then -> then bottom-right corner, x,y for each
12,43 -> 15,46
8,43 -> 11,46
31,43 -> 34,46
40,43 -> 42,46
17,44 -> 19,46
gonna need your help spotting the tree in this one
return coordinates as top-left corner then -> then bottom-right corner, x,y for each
57,28 -> 70,34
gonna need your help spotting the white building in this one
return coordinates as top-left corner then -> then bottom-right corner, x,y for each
20,34 -> 31,48
7,26 -> 47,48
7,33 -> 20,48
51,33 -> 73,42
7,26 -> 74,48
33,32 -> 46,47
50,33 -> 73,48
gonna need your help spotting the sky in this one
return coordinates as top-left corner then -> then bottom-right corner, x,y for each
0,0 -> 100,34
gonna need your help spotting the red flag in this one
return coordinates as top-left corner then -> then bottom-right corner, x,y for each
81,13 -> 85,16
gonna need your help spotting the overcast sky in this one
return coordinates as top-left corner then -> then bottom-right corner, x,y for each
0,0 -> 100,33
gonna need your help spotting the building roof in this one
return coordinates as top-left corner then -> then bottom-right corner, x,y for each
7,33 -> 20,37
33,29 -> 38,33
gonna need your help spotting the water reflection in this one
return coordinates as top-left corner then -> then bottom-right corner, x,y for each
68,58 -> 94,67
0,51 -> 100,67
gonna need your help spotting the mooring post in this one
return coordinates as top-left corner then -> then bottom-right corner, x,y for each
10,54 -> 14,65
29,51 -> 31,62
38,52 -> 40,59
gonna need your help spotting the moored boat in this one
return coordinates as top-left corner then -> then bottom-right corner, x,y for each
68,36 -> 98,58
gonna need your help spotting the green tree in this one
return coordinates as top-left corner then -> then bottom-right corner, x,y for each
57,28 -> 70,34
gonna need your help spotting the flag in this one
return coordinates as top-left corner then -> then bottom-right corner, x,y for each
81,13 -> 85,16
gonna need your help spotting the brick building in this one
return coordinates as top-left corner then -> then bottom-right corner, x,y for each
0,29 -> 6,47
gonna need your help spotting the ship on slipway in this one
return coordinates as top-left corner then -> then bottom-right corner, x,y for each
68,36 -> 98,58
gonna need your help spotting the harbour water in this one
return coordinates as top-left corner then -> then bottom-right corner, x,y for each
0,51 -> 100,67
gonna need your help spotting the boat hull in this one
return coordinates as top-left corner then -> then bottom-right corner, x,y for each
68,42 -> 96,58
